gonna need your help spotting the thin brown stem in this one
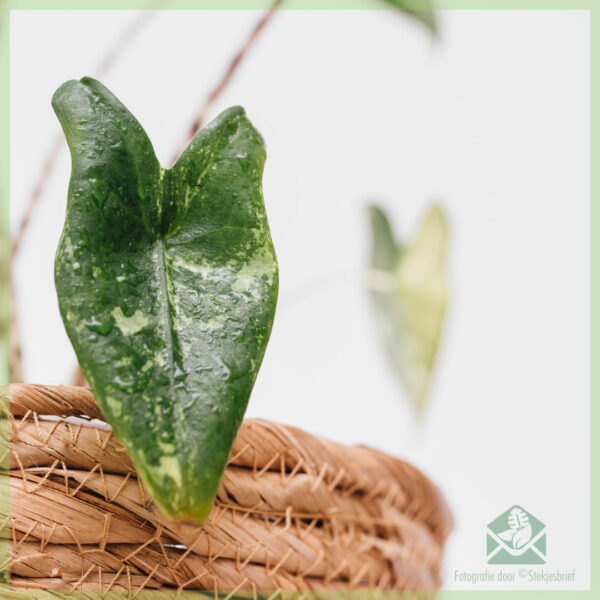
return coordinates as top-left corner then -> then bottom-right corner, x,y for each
70,363 -> 88,388
10,11 -> 155,383
10,135 -> 63,260
94,10 -> 156,78
9,275 -> 23,383
170,0 -> 282,166
10,10 -> 155,263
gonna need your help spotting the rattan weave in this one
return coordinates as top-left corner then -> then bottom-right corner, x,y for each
3,384 -> 452,592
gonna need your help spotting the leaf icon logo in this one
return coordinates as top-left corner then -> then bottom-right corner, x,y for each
497,507 -> 533,550
487,505 -> 546,564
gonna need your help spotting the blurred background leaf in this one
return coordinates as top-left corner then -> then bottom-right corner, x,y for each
367,204 -> 448,414
383,0 -> 437,36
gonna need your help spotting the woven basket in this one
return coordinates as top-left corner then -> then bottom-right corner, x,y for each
3,384 -> 452,593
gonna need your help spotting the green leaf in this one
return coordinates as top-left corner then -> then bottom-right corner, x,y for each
52,77 -> 278,523
367,204 -> 447,413
383,0 -> 437,36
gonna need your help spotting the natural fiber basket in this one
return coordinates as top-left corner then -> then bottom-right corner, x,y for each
2,384 -> 452,593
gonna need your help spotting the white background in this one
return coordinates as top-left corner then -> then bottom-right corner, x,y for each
10,9 -> 590,590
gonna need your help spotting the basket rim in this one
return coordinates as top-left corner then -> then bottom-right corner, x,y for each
6,382 -> 453,592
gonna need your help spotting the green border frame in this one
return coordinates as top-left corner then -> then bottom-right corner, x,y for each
1,1 -> 596,599
1,1 -> 8,392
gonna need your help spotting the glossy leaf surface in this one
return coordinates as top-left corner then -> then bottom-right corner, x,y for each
53,77 -> 278,523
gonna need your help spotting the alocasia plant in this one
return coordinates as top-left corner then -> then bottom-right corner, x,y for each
52,77 -> 278,523
368,204 -> 447,413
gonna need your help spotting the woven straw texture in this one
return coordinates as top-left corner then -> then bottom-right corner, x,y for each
3,384 -> 452,593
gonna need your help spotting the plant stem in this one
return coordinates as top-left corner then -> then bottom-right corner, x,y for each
8,277 -> 22,383
170,0 -> 283,166
10,11 -> 155,382
10,11 -> 156,262
10,135 -> 63,260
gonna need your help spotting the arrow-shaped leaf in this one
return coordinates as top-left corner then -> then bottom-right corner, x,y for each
367,204 -> 447,413
53,77 -> 278,523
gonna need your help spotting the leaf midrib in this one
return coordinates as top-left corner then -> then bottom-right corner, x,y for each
156,239 -> 175,399
156,237 -> 187,466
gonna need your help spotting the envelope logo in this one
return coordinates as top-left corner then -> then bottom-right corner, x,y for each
486,505 -> 546,564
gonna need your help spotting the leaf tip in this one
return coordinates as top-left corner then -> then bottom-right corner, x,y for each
421,204 -> 448,249
51,78 -> 78,110
51,76 -> 99,125
157,497 -> 214,526
208,105 -> 248,131
428,203 -> 446,220
367,203 -> 392,232
52,76 -> 110,113
420,11 -> 438,38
